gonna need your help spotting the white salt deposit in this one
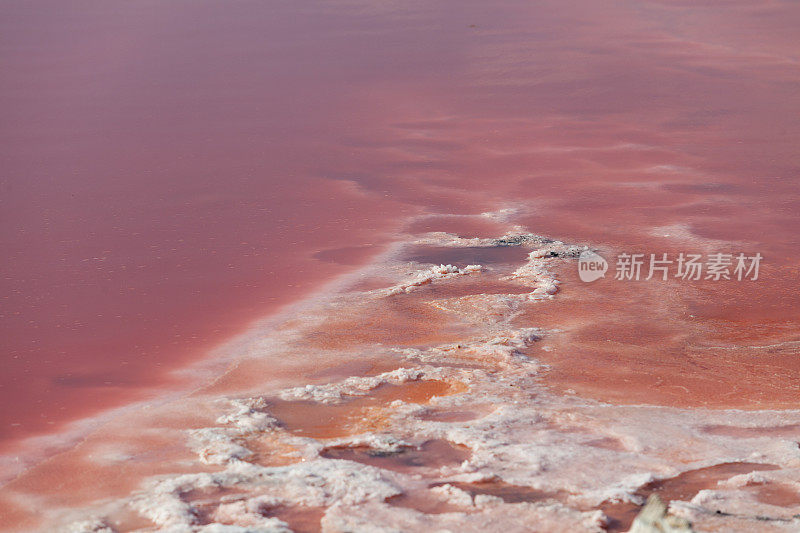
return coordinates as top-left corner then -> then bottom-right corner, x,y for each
41,224 -> 800,533
382,263 -> 482,296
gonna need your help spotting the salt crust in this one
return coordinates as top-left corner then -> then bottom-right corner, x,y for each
382,264 -> 482,296
278,366 -> 457,404
59,230 -> 800,533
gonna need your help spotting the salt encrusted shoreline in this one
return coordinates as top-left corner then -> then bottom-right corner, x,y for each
55,225 -> 800,533
382,263 -> 482,296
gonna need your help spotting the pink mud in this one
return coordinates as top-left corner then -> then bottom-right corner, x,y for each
2,0 -> 800,496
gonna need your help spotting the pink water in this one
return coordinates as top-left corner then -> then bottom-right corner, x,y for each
1,1 -> 800,527
0,0 -> 419,449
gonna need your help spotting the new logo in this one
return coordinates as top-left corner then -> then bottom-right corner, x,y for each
578,250 -> 608,282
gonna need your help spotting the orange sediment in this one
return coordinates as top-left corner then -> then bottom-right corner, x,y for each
266,380 -> 459,439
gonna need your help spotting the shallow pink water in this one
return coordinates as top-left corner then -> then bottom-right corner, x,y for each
2,0 -> 799,489
1,0 -> 419,450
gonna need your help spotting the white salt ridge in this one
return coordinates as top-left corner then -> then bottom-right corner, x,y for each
721,471 -> 772,488
190,428 -> 253,465
410,231 -> 583,298
676,487 -> 800,531
669,500 -> 798,533
326,434 -> 411,455
64,518 -> 115,533
216,398 -> 280,433
382,263 -> 481,296
393,327 -> 546,368
410,232 -> 499,248
129,460 -> 402,531
278,366 -> 455,404
503,241 -> 584,297
410,230 -> 563,249
187,398 -> 283,465
211,499 -> 293,533
321,498 -> 606,533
